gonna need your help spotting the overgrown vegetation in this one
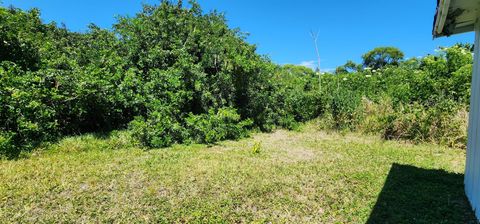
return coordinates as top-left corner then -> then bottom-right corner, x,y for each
0,2 -> 281,158
322,44 -> 472,148
0,1 -> 474,158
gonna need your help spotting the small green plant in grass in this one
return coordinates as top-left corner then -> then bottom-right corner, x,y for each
251,141 -> 262,154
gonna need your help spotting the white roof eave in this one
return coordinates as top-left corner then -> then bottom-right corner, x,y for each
433,0 -> 480,38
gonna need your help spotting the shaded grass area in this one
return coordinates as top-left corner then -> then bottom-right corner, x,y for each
0,122 -> 476,223
367,164 -> 474,224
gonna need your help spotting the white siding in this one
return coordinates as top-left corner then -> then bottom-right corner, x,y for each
465,18 -> 480,219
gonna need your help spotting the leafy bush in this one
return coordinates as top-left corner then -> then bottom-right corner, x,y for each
129,107 -> 251,147
329,90 -> 362,130
0,131 -> 15,158
0,2 -> 278,154
129,109 -> 186,148
185,108 -> 252,144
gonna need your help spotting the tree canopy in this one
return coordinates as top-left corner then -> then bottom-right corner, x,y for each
362,47 -> 404,69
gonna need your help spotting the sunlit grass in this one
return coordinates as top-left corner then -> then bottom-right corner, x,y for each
0,122 -> 475,223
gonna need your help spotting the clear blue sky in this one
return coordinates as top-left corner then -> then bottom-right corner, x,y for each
1,0 -> 474,71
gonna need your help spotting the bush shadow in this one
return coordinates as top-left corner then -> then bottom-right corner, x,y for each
367,163 -> 477,224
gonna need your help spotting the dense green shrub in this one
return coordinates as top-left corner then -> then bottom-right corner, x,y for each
129,109 -> 186,148
0,131 -> 15,158
329,90 -> 362,130
269,65 -> 323,130
0,2 -> 283,156
129,107 -> 251,147
185,108 -> 252,144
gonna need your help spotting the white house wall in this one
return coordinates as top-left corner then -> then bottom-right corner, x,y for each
465,18 -> 480,219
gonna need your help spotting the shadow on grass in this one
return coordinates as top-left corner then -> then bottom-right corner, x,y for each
367,164 -> 478,224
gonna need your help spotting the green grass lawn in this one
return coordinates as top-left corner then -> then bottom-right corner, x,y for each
0,122 -> 477,223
